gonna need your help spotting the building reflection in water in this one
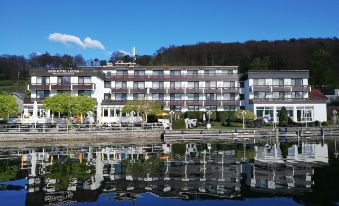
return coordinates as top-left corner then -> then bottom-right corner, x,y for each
0,139 -> 335,205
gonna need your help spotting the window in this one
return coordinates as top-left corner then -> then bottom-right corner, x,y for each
187,93 -> 199,100
133,93 -> 145,100
256,107 -> 274,121
36,90 -> 50,98
188,106 -> 199,111
187,70 -> 198,75
272,92 -> 284,99
206,81 -> 217,88
116,70 -> 127,76
134,70 -> 145,76
110,108 -> 115,117
254,92 -> 266,99
115,93 -> 127,100
104,93 -> 111,100
223,81 -> 235,88
133,81 -> 145,89
78,76 -> 91,84
297,107 -> 313,122
57,90 -> 71,94
152,81 -> 164,89
170,81 -> 181,89
57,76 -> 71,84
153,70 -> 164,75
253,79 -> 266,86
152,93 -> 164,100
206,93 -> 216,100
205,70 -> 216,75
221,70 -> 233,74
291,78 -> 303,86
103,108 -> 109,117
224,93 -> 236,100
78,90 -> 91,97
206,106 -> 217,111
115,81 -> 127,89
36,76 -> 50,85
272,79 -> 284,86
104,81 -> 111,88
170,93 -> 181,100
187,81 -> 199,89
276,106 -> 294,121
224,106 -> 236,111
106,71 -> 112,76
292,91 -> 303,99
170,106 -> 181,112
170,70 -> 181,76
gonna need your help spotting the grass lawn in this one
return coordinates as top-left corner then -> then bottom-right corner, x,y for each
196,122 -> 244,130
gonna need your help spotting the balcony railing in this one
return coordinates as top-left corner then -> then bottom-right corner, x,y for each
250,98 -> 325,104
105,74 -> 238,81
24,98 -> 44,104
251,85 -> 311,92
28,83 -> 95,91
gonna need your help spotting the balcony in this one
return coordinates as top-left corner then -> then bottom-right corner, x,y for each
204,88 -> 221,93
149,88 -> 166,93
251,85 -> 311,92
101,100 -> 127,105
250,98 -> 326,104
24,98 -> 44,104
168,88 -> 185,93
72,83 -> 95,90
111,88 -> 128,93
186,100 -> 203,106
292,85 -> 311,92
186,88 -> 202,93
28,84 -> 50,91
106,74 -> 238,81
130,88 -> 147,93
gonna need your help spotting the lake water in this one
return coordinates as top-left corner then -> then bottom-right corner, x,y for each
0,139 -> 338,206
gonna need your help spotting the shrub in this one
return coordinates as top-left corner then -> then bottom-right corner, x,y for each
147,114 -> 158,123
235,110 -> 256,122
217,111 -> 236,122
172,119 -> 186,130
278,107 -> 288,127
322,121 -> 329,126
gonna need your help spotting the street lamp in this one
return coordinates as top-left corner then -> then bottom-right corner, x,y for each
207,111 -> 211,124
170,111 -> 174,130
207,111 -> 211,129
241,110 -> 246,129
333,110 -> 337,125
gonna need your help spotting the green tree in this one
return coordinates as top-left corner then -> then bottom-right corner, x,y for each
122,100 -> 162,122
249,56 -> 270,70
0,94 -> 18,120
279,106 -> 289,127
72,96 -> 96,117
43,94 -> 96,118
43,93 -> 74,117
310,49 -> 332,87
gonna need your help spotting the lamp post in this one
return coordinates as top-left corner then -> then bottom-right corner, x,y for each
241,110 -> 246,129
333,110 -> 337,125
170,111 -> 174,130
207,111 -> 211,129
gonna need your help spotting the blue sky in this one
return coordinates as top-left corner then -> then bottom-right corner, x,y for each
0,0 -> 338,59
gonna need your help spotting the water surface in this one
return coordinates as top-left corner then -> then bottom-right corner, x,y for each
0,139 -> 338,206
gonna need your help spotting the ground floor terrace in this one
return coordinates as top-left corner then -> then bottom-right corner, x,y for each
250,103 -> 327,123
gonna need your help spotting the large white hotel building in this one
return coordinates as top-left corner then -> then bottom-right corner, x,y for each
24,64 -> 327,124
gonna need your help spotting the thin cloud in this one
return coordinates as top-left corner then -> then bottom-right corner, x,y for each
48,33 -> 105,50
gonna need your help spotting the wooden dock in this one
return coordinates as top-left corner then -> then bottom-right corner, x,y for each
163,127 -> 339,143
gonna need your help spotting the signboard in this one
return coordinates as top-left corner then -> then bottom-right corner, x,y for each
47,69 -> 80,75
